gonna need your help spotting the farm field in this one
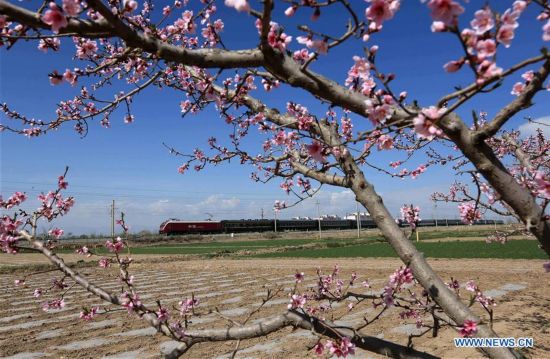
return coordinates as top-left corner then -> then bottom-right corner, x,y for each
1,227 -> 543,269
0,258 -> 548,359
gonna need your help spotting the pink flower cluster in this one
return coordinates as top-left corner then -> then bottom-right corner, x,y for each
98,257 -> 111,268
400,204 -> 421,229
427,0 -> 464,26
42,298 -> 65,311
79,306 -> 98,321
273,200 -> 286,212
314,337 -> 356,358
458,202 -> 482,225
76,245 -> 91,257
413,106 -> 444,140
307,141 -> 326,163
459,319 -> 478,337
224,0 -> 249,12
0,191 -> 27,209
179,297 -> 199,315
365,0 -> 400,29
121,292 -> 142,314
534,171 -> 550,199
105,237 -> 125,253
511,70 -> 534,96
288,293 -> 307,309
255,20 -> 292,52
48,228 -> 64,239
296,35 -> 328,55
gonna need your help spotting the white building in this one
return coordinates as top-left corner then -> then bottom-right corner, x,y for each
344,212 -> 371,220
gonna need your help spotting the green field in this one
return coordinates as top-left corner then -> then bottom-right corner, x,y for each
55,228 -> 545,259
249,240 -> 546,259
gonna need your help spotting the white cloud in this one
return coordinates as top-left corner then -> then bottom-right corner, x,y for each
518,116 -> 550,137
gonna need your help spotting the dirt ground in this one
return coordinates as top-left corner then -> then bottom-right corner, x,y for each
0,256 -> 548,359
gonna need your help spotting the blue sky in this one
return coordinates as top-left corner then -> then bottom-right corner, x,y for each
1,0 -> 549,234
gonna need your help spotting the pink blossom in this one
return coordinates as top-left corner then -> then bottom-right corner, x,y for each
58,175 -> 68,189
76,246 -> 91,257
76,39 -> 98,59
63,69 -> 77,85
458,202 -> 482,225
413,114 -> 442,140
477,60 -> 503,83
273,200 -> 286,212
325,337 -> 356,358
544,21 -> 550,42
14,279 -> 25,286
465,280 -> 477,292
123,0 -> 138,13
98,257 -> 111,268
459,319 -> 478,337
476,39 -> 496,59
310,39 -> 328,54
534,171 -> 550,199
496,24 -> 516,47
124,114 -> 135,124
443,59 -> 463,73
284,6 -> 297,17
105,237 -> 125,252
365,0 -> 400,28
79,307 -> 98,321
42,298 -> 65,311
400,205 -> 421,229
543,262 -> 550,272
427,0 -> 464,25
511,82 -> 525,96
307,141 -> 326,163
313,343 -> 324,355
42,3 -> 68,34
288,294 -> 307,309
389,266 -> 414,287
38,38 -> 61,52
48,228 -> 64,239
225,0 -> 250,12
431,21 -> 446,32
121,292 -> 141,313
49,70 -> 63,85
62,0 -> 81,17
513,1 -> 527,13
157,307 -> 169,322
521,70 -> 534,82
34,288 -> 43,298
179,297 -> 199,315
470,8 -> 494,35
294,271 -> 305,283
364,100 -> 392,125
377,135 -> 394,150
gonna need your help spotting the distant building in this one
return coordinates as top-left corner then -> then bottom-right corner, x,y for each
319,214 -> 341,220
291,216 -> 313,220
344,212 -> 371,220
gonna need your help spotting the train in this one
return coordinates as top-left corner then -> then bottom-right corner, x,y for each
158,218 -> 504,235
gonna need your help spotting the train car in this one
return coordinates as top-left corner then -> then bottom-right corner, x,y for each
277,219 -> 317,231
320,219 -> 353,230
221,219 -> 274,233
159,220 -> 223,235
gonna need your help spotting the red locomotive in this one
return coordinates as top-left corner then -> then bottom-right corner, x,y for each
159,219 -> 223,235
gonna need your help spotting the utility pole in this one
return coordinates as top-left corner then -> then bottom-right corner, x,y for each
356,202 -> 361,238
111,200 -> 115,239
261,208 -> 264,220
434,202 -> 438,228
316,200 -> 321,240
274,209 -> 278,233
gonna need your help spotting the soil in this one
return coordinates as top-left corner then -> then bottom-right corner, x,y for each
0,256 -> 548,359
